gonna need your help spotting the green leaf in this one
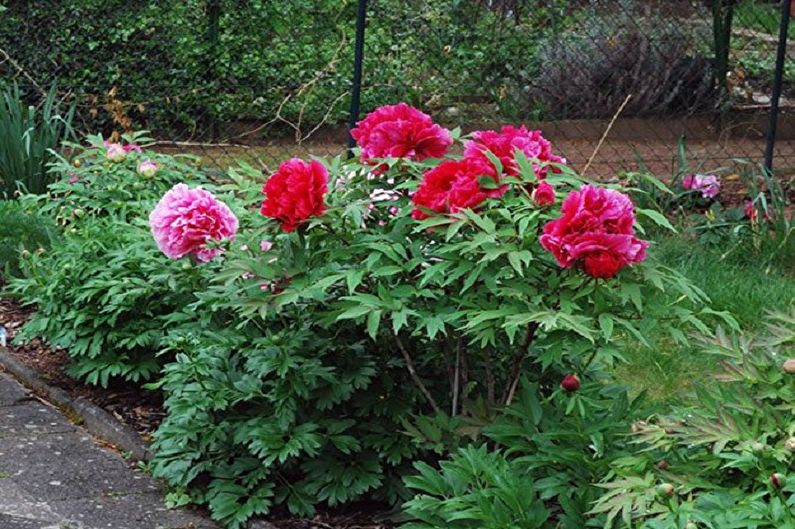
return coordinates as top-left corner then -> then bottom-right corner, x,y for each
637,208 -> 677,233
367,310 -> 382,339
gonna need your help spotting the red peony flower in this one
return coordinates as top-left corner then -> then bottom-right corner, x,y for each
743,200 -> 758,223
350,103 -> 452,165
411,158 -> 501,220
464,125 -> 565,179
532,181 -> 556,206
561,374 -> 580,392
261,158 -> 328,232
540,185 -> 648,279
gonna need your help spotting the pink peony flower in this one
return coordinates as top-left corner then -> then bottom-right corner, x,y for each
540,185 -> 648,279
150,184 -> 238,262
682,174 -> 720,199
411,158 -> 500,220
137,159 -> 158,178
260,240 -> 273,252
123,144 -> 142,153
106,143 -> 126,162
532,181 -> 556,206
350,103 -> 453,166
261,158 -> 328,233
464,125 -> 565,179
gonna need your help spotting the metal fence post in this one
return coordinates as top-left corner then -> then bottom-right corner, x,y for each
764,0 -> 792,174
347,0 -> 368,157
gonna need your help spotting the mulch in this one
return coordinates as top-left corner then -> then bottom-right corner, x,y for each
0,294 -> 393,529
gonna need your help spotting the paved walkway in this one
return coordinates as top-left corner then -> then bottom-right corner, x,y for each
0,372 -> 217,529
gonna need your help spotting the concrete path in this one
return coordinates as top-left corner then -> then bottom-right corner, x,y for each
0,372 -> 217,529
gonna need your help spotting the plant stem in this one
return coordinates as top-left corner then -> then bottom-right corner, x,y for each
452,341 -> 460,417
396,334 -> 441,414
501,322 -> 539,406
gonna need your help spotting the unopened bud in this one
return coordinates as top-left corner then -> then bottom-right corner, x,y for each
771,473 -> 786,489
785,437 -> 795,452
657,483 -> 675,497
784,359 -> 795,374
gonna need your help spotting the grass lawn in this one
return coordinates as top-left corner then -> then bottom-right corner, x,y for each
616,232 -> 795,402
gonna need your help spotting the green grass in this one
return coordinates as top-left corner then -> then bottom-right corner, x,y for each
734,0 -> 795,39
616,233 -> 795,402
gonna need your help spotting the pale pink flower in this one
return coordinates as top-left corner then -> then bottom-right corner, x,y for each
137,159 -> 158,178
682,174 -> 720,199
106,143 -> 126,162
68,175 -> 80,184
260,240 -> 273,252
149,184 -> 238,262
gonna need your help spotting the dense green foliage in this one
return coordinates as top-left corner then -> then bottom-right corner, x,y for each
403,381 -> 646,528
9,134 -> 232,385
0,83 -> 74,196
0,200 -> 57,278
595,313 -> 795,528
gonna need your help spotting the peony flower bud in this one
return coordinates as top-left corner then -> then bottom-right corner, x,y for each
785,437 -> 795,452
685,523 -> 697,529
260,240 -> 273,252
137,159 -> 158,178
657,483 -> 675,497
106,143 -> 126,162
656,460 -> 669,470
561,374 -> 580,392
771,473 -> 786,489
68,175 -> 80,185
783,358 -> 795,374
531,181 -> 556,206
73,159 -> 82,168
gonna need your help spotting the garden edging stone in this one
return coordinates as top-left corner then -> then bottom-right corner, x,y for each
0,345 -> 152,461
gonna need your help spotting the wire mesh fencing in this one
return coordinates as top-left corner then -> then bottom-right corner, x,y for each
1,0 -> 792,177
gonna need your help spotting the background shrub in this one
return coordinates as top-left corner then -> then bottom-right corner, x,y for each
530,0 -> 715,119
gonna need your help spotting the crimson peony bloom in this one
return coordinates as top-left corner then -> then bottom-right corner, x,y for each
350,103 -> 453,165
743,200 -> 758,223
532,181 -> 556,206
411,158 -> 501,220
150,184 -> 238,263
561,374 -> 580,392
464,125 -> 565,179
540,185 -> 648,279
261,158 -> 328,232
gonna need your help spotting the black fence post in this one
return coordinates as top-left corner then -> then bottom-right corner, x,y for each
764,0 -> 792,174
347,0 -> 368,157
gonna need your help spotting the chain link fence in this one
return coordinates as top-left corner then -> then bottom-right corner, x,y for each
1,0 -> 793,176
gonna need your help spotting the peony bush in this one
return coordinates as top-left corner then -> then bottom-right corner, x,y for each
10,133 -> 248,385
147,104 -> 733,527
7,107 -> 742,528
